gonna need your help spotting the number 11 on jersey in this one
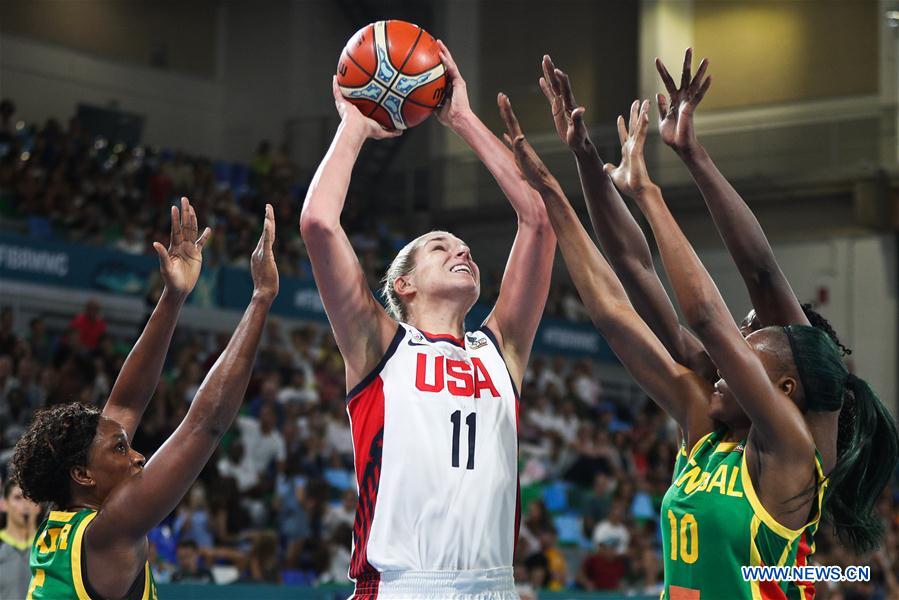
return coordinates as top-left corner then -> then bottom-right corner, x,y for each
450,410 -> 476,469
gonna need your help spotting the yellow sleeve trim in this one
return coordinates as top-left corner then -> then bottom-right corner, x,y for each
714,441 -> 740,453
740,452 -> 824,541
141,563 -> 151,600
687,432 -> 714,462
70,510 -> 97,600
48,511 -> 77,523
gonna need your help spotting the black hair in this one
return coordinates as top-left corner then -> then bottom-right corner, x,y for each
10,403 -> 102,507
800,303 -> 852,356
785,325 -> 898,553
3,477 -> 19,498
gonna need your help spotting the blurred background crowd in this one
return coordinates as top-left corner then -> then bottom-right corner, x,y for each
0,101 -> 897,599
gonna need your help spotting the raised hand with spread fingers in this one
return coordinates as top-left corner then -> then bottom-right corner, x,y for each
538,55 -> 590,156
604,100 -> 655,201
498,92 -> 713,444
104,196 -> 210,441
656,48 -> 710,158
539,58 -> 711,377
152,196 -> 212,298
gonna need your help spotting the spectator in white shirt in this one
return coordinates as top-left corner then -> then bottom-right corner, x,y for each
591,501 -> 630,556
236,404 -> 286,476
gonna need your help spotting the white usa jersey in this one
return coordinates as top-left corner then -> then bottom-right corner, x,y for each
346,323 -> 520,599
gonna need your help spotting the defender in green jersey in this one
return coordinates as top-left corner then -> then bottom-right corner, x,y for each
498,92 -> 898,600
28,509 -> 156,600
12,201 -> 279,599
661,431 -> 825,600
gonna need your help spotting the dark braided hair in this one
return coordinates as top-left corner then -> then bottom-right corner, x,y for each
10,403 -> 101,508
800,303 -> 852,356
784,325 -> 898,553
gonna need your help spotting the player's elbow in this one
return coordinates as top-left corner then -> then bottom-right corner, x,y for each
299,212 -> 337,241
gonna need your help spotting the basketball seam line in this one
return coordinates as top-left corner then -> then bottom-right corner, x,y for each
345,51 -> 375,80
402,76 -> 446,109
397,27 -> 424,75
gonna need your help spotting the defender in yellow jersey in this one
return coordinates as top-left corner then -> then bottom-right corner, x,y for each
28,509 -> 157,600
498,84 -> 899,600
11,201 -> 279,599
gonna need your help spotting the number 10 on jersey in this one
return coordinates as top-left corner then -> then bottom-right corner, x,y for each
450,410 -> 476,469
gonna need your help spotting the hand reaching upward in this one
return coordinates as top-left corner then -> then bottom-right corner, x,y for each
604,100 -> 655,199
538,55 -> 590,156
498,93 -> 561,196
152,196 -> 211,299
251,204 -> 279,302
656,48 -> 711,157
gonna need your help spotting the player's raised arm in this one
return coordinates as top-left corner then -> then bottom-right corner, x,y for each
540,56 -> 712,378
299,79 -> 401,388
613,101 -> 814,468
86,206 -> 278,564
498,95 -> 712,444
102,197 -> 211,440
435,41 -> 555,388
655,49 -> 808,328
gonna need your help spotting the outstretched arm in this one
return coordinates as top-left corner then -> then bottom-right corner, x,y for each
656,49 -> 808,327
612,100 -> 812,462
103,197 -> 211,440
91,205 -> 279,545
299,79 -> 400,390
437,41 -> 555,388
539,57 -> 711,377
499,95 -> 712,443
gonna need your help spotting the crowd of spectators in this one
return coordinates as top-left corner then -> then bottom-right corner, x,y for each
0,98 -> 588,322
0,299 -> 897,598
1,98 -> 898,598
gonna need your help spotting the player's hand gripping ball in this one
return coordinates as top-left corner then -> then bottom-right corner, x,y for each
337,20 -> 446,131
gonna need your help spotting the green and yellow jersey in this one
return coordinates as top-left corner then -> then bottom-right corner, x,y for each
27,509 -> 157,600
661,430 -> 825,600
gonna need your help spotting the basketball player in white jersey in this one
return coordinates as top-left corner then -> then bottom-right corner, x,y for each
300,42 -> 554,599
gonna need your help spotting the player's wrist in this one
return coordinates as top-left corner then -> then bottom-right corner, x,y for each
337,116 -> 370,145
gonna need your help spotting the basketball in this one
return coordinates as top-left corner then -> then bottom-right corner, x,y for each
337,20 -> 446,131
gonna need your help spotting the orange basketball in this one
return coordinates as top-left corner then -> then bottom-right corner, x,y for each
336,20 -> 446,130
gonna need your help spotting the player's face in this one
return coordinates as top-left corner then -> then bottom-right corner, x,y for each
87,417 -> 145,501
410,232 -> 480,305
4,484 -> 41,530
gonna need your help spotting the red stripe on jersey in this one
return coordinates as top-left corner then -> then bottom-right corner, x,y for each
418,328 -> 464,347
347,375 -> 386,594
795,532 -> 816,600
759,577 -> 788,600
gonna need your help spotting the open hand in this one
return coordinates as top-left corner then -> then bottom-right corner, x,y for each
539,55 -> 590,156
152,196 -> 211,298
332,76 -> 402,140
656,48 -> 710,157
603,100 -> 654,198
251,204 -> 279,301
434,40 -> 473,130
498,93 -> 560,195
